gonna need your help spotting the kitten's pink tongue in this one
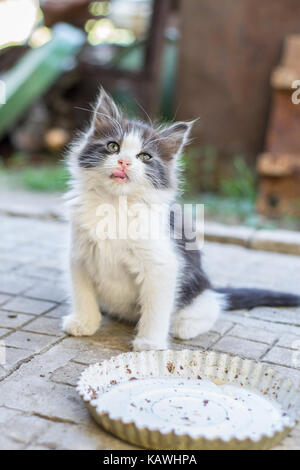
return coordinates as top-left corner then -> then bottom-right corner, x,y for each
111,169 -> 129,181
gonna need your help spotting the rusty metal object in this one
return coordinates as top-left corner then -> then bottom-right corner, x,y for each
257,172 -> 300,217
257,153 -> 300,177
271,35 -> 300,89
177,0 -> 300,191
257,35 -> 300,217
257,153 -> 300,217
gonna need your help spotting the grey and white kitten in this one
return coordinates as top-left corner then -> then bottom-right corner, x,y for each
63,88 -> 300,351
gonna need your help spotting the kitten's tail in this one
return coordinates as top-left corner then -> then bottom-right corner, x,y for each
214,287 -> 300,311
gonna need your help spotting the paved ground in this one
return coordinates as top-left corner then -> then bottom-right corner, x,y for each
0,213 -> 300,450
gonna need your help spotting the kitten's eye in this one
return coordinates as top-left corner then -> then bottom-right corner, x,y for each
137,152 -> 152,162
107,142 -> 119,153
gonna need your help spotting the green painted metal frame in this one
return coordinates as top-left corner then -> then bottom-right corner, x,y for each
0,23 -> 85,139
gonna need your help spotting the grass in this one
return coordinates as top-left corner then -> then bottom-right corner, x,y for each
220,157 -> 257,203
0,164 -> 70,192
21,165 -> 69,192
192,194 -> 271,228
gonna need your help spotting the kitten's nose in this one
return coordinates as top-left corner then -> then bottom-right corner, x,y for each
118,158 -> 131,168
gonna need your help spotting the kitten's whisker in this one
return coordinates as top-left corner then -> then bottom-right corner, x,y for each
74,106 -> 93,113
172,104 -> 181,123
74,106 -> 122,135
145,135 -> 173,146
94,112 -> 123,135
134,99 -> 153,127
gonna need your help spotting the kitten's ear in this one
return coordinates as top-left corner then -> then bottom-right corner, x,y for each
92,87 -> 121,128
159,120 -> 195,157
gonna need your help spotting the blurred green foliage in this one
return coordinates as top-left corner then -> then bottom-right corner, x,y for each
220,157 -> 257,202
21,165 -> 69,191
0,164 -> 69,192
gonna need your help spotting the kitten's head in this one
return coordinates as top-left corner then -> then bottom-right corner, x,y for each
72,88 -> 194,199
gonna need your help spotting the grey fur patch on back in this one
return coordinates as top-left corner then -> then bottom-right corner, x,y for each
170,209 -> 211,309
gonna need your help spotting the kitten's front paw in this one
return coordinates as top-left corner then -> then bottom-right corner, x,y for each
132,337 -> 168,352
63,314 -> 101,337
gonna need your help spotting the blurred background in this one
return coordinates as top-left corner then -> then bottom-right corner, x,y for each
0,0 -> 300,229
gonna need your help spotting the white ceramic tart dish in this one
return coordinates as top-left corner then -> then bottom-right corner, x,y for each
77,350 -> 300,450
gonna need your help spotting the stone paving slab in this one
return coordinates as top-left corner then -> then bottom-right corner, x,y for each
14,265 -> 64,282
2,297 -> 57,316
0,408 -> 49,450
50,361 -> 87,387
263,346 -> 299,369
277,333 -> 300,350
0,327 -> 12,338
0,347 -> 33,376
176,332 -> 220,350
22,316 -> 65,337
210,319 -> 234,336
213,335 -> 270,360
0,294 -> 13,306
33,420 -> 134,450
4,331 -> 59,352
0,213 -> 299,450
223,312 -> 300,336
228,324 -> 278,345
0,310 -> 35,329
0,259 -> 20,273
24,281 -> 68,303
45,304 -> 68,319
0,274 -> 35,296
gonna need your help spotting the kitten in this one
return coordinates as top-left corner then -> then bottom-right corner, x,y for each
63,88 -> 300,351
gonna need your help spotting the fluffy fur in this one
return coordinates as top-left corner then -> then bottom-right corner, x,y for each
63,88 -> 300,351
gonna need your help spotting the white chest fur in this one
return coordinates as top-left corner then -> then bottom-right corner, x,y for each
69,189 -> 175,322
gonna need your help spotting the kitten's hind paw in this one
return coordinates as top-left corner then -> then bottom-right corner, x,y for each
62,314 -> 101,337
132,337 -> 168,352
172,318 -> 199,340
